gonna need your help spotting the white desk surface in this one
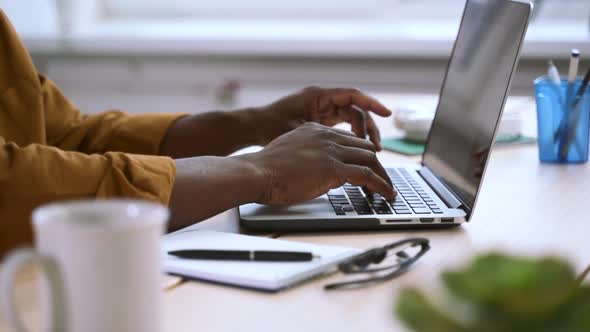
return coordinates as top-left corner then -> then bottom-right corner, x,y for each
4,94 -> 590,332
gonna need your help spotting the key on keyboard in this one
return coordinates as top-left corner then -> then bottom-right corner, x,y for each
388,168 -> 439,214
328,168 -> 440,216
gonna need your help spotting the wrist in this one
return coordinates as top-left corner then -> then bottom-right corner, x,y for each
168,155 -> 269,230
235,106 -> 274,146
159,114 -> 191,157
231,153 -> 269,204
234,107 -> 264,146
238,105 -> 295,145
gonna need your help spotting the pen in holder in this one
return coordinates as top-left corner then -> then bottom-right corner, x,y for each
534,76 -> 590,163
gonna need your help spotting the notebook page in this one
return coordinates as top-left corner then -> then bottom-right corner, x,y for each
162,230 -> 360,291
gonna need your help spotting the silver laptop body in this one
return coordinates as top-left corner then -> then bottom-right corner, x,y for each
240,0 -> 532,231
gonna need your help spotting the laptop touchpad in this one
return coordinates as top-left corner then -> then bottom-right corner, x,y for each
243,195 -> 334,217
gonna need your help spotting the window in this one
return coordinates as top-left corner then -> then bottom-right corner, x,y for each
102,0 -> 385,19
99,0 -> 589,23
4,0 -> 586,58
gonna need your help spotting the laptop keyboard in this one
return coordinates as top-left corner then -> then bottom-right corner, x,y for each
328,168 -> 443,216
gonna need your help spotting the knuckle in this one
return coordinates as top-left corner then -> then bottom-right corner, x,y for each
327,156 -> 340,169
366,151 -> 379,164
362,166 -> 373,177
368,139 -> 377,149
325,141 -> 339,155
319,128 -> 334,139
360,140 -> 376,151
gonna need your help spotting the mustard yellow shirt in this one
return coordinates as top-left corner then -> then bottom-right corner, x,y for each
0,11 -> 185,255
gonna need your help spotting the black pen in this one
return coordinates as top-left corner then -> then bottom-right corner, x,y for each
572,67 -> 590,110
168,249 -> 319,262
561,67 -> 590,157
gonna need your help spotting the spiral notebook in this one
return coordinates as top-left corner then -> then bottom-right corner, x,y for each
161,230 -> 360,292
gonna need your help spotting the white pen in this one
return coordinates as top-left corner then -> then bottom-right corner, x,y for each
550,60 -> 566,141
568,49 -> 580,86
548,60 -> 561,86
548,60 -> 564,103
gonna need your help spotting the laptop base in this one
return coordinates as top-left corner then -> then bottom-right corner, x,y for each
240,218 -> 463,232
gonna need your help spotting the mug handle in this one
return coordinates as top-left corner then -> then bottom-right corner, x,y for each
0,248 -> 67,332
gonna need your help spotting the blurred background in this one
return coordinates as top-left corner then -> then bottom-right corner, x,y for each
0,0 -> 588,115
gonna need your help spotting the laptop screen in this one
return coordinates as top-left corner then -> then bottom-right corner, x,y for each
422,0 -> 530,214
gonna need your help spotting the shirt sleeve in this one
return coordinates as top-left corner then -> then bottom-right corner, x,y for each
0,137 -> 176,255
0,9 -> 186,254
41,74 -> 187,155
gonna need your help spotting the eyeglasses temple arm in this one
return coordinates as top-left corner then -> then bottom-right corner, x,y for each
576,264 -> 590,286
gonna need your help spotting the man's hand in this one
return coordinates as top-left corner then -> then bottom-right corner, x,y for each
261,87 -> 392,150
164,87 -> 395,230
159,86 -> 391,159
240,122 -> 396,205
168,122 -> 396,231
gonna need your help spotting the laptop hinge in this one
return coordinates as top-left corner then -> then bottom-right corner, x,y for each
417,167 -> 463,210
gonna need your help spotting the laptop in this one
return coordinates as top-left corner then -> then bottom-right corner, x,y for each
240,0 -> 532,231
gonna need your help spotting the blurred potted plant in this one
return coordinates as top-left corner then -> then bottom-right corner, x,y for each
396,253 -> 590,332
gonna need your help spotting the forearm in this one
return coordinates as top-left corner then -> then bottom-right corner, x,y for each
160,107 -> 284,158
167,155 -> 264,231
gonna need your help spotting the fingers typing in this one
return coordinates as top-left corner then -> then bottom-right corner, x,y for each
337,164 -> 395,199
366,115 -> 382,151
336,146 -> 392,188
317,88 -> 393,117
328,130 -> 376,152
338,106 -> 368,139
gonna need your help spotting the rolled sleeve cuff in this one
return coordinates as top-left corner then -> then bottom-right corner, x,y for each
98,152 -> 177,205
112,113 -> 188,156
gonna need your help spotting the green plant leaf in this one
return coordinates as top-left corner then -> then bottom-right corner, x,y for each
396,253 -> 590,332
542,286 -> 590,332
396,287 -> 467,332
441,253 -> 576,318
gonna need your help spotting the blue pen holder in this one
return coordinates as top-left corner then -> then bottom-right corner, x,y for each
534,76 -> 590,163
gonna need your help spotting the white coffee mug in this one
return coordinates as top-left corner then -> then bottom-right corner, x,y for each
0,200 -> 169,332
